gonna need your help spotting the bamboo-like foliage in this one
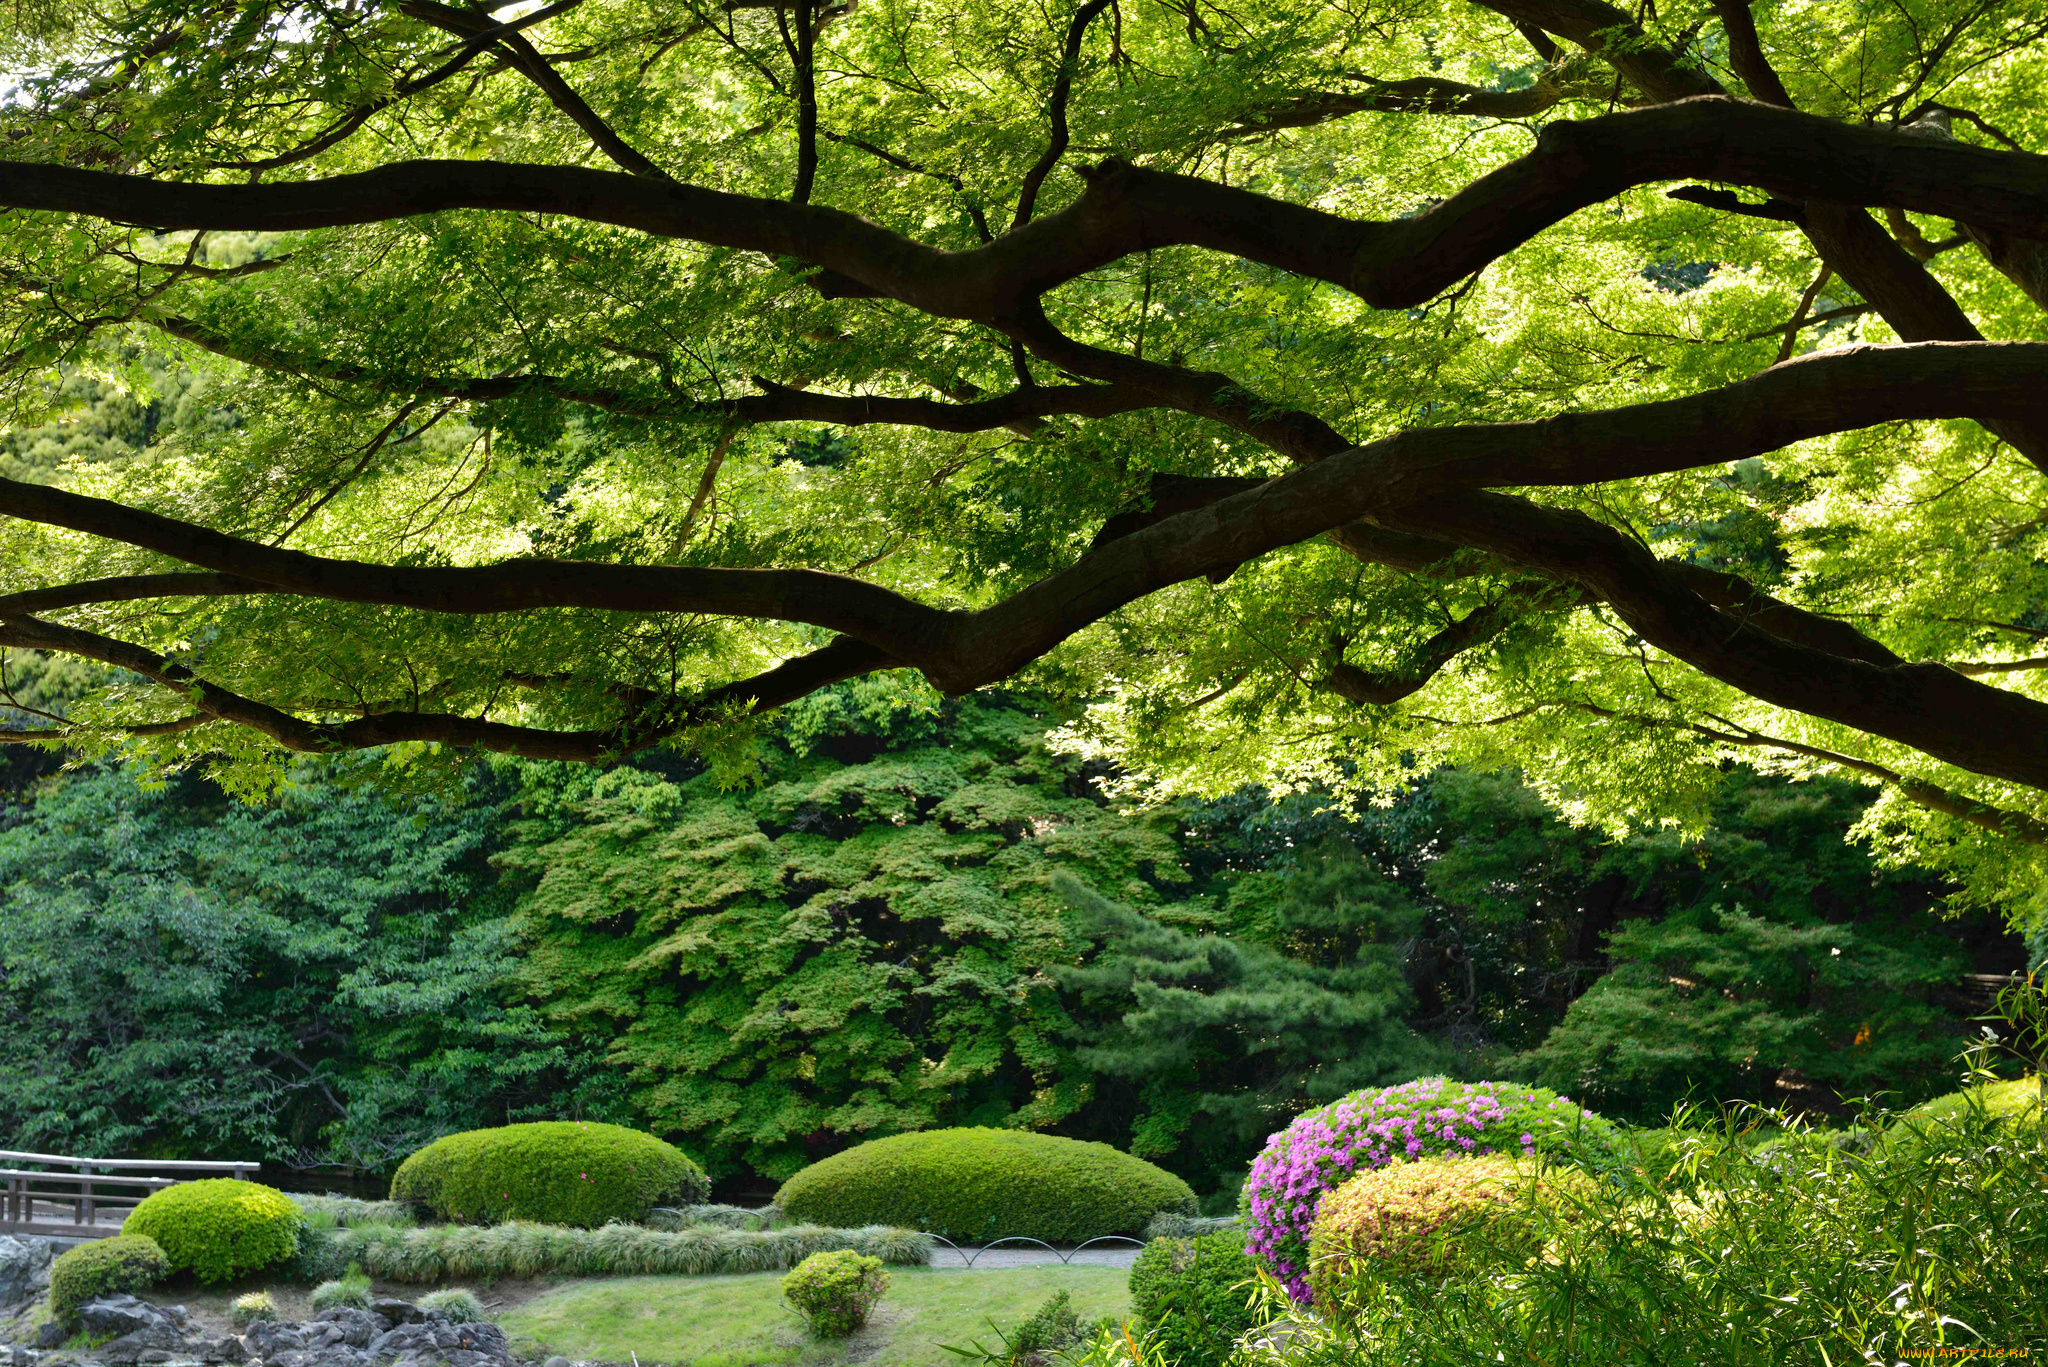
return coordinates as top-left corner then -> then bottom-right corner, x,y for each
312,1220 -> 931,1283
1232,1087 -> 2048,1365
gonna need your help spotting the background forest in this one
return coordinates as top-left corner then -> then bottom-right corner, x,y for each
0,672 -> 2031,1203
0,360 -> 2037,1206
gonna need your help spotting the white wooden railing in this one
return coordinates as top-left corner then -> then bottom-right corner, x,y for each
0,1149 -> 259,1239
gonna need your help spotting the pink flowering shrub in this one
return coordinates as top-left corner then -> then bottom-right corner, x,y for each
1241,1077 -> 1617,1302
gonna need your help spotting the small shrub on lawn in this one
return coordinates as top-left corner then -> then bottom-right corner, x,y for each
938,1290 -> 1104,1365
47,1236 -> 169,1324
782,1250 -> 888,1338
416,1289 -> 487,1323
123,1179 -> 302,1284
229,1292 -> 279,1327
777,1128 -> 1196,1243
323,1218 -> 929,1282
391,1121 -> 708,1228
1129,1232 -> 1266,1367
309,1269 -> 373,1312
1243,1078 -> 1617,1301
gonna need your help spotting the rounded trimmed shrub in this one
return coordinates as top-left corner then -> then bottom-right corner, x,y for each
390,1122 -> 708,1228
1243,1078 -> 1618,1302
782,1250 -> 888,1338
1129,1232 -> 1266,1367
1305,1154 -> 1588,1316
775,1128 -> 1196,1243
122,1179 -> 302,1284
47,1235 -> 170,1323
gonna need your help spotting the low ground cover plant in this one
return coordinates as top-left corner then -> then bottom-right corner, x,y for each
782,1251 -> 889,1338
939,1289 -> 1104,1365
122,1179 -> 302,1284
1246,1084 -> 2048,1365
310,1217 -> 930,1282
392,1121 -> 708,1227
1128,1232 -> 1266,1367
291,1194 -> 415,1228
47,1235 -> 169,1324
778,1128 -> 1196,1243
1243,1079 -> 1617,1301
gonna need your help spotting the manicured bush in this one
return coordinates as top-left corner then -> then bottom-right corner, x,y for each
323,1218 -> 930,1282
1128,1232 -> 1266,1367
781,1250 -> 888,1338
122,1179 -> 303,1284
1305,1155 -> 1589,1315
47,1235 -> 169,1323
416,1288 -> 488,1322
391,1121 -> 708,1228
309,1269 -> 373,1312
1243,1078 -> 1617,1301
229,1291 -> 279,1326
776,1128 -> 1196,1243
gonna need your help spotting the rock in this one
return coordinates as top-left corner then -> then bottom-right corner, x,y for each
34,1323 -> 66,1351
541,1357 -> 569,1367
0,1238 -> 55,1313
368,1304 -> 426,1329
0,1345 -> 42,1367
308,1311 -> 389,1349
195,1337 -> 250,1363
243,1322 -> 310,1361
366,1320 -> 511,1367
73,1298 -> 184,1341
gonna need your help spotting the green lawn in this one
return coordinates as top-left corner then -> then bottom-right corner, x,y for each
499,1265 -> 1133,1367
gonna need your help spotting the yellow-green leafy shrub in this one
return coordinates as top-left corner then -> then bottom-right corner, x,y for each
47,1235 -> 169,1323
1306,1155 -> 1586,1313
391,1121 -> 707,1227
776,1128 -> 1195,1243
781,1251 -> 888,1338
122,1180 -> 302,1284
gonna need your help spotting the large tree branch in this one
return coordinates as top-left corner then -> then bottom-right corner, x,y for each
150,312 -> 1158,431
8,99 -> 2047,320
401,0 -> 676,182
0,611 -> 895,761
6,341 -> 2037,732
1011,0 -> 1113,230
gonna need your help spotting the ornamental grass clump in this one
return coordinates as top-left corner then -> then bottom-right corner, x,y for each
416,1288 -> 487,1322
229,1291 -> 279,1327
1243,1078 -> 1616,1302
308,1268 -> 373,1312
781,1250 -> 888,1338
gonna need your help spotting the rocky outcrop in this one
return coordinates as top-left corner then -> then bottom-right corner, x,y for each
8,1297 -> 511,1367
0,1238 -> 56,1313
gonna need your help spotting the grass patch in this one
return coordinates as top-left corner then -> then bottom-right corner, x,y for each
499,1266 -> 1132,1367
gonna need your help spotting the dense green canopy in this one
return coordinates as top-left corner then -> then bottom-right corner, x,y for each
3,0 -> 2048,900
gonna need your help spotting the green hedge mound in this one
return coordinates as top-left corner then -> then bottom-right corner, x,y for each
775,1128 -> 1196,1243
122,1180 -> 302,1284
391,1122 -> 709,1227
48,1235 -> 170,1323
